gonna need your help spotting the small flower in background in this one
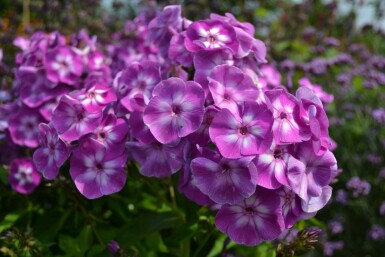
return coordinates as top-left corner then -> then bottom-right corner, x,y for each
346,176 -> 371,197
379,201 -> 385,216
372,108 -> 385,123
334,189 -> 348,204
107,240 -> 120,254
328,220 -> 343,234
323,241 -> 344,256
8,158 -> 41,194
368,224 -> 385,241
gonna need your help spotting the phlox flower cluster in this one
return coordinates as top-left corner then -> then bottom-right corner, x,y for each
1,5 -> 338,246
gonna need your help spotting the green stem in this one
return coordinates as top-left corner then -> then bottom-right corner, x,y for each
192,229 -> 214,257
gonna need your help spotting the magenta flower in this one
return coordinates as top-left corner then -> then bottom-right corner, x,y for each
168,33 -> 193,67
44,46 -> 84,85
8,106 -> 45,148
51,95 -> 102,142
265,89 -> 304,145
298,77 -> 334,104
287,142 -> 337,203
143,78 -> 205,144
215,187 -> 284,246
209,101 -> 273,159
188,106 -> 219,146
70,139 -> 128,199
129,112 -> 156,144
208,65 -> 259,114
9,158 -> 42,194
185,20 -> 238,53
33,124 -> 70,179
253,144 -> 291,189
191,156 -> 257,204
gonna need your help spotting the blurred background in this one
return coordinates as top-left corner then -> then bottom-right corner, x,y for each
2,0 -> 385,256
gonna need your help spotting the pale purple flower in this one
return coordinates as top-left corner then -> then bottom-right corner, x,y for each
209,101 -> 273,159
191,155 -> 257,204
323,241 -> 344,256
8,106 -> 45,148
259,64 -> 282,88
298,78 -> 334,104
215,187 -> 284,246
208,65 -> 259,114
253,144 -> 291,189
335,189 -> 348,204
51,95 -> 102,142
143,78 -> 205,144
33,124 -> 70,179
71,83 -> 117,113
265,89 -> 304,145
346,176 -> 371,197
372,108 -> 385,123
328,220 -> 343,234
44,46 -> 84,85
168,33 -> 193,67
70,139 -> 128,199
379,201 -> 385,216
368,225 -> 385,240
9,158 -> 42,194
287,142 -> 337,203
185,19 -> 238,53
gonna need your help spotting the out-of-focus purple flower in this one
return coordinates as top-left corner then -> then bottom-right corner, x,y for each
323,241 -> 344,256
168,33 -> 193,67
215,187 -> 284,246
143,77 -> 205,144
372,108 -> 385,123
335,189 -> 348,204
70,139 -> 128,199
8,106 -> 45,148
209,101 -> 273,159
185,20 -> 238,53
346,176 -> 371,197
44,46 -> 84,85
323,37 -> 340,47
9,158 -> 41,194
368,225 -> 385,240
33,124 -> 70,179
128,139 -> 188,178
107,240 -> 120,254
379,201 -> 385,216
259,64 -> 282,88
328,220 -> 343,234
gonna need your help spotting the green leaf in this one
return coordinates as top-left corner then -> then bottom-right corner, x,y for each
58,234 -> 79,256
0,165 -> 8,185
77,225 -> 92,254
0,212 -> 22,233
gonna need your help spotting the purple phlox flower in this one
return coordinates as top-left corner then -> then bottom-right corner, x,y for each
13,36 -> 30,51
107,240 -> 120,254
253,144 -> 291,189
39,98 -> 61,121
323,241 -> 344,256
301,185 -> 332,213
168,33 -> 193,67
9,158 -> 42,194
278,187 -> 315,229
265,89 -> 304,145
128,139 -> 188,177
258,64 -> 282,89
346,176 -> 371,197
143,77 -> 205,144
193,50 -> 233,96
208,64 -> 259,114
323,37 -> 340,47
44,46 -> 84,85
305,58 -> 328,75
129,111 -> 156,144
89,113 -> 128,155
70,138 -> 128,199
8,106 -> 45,148
209,101 -> 273,159
368,225 -> 385,240
0,102 -> 18,134
298,77 -> 334,104
148,5 -> 182,56
71,82 -> 116,113
215,187 -> 284,246
51,95 -> 102,142
188,106 -> 219,146
191,155 -> 257,204
328,220 -> 343,234
287,141 -> 337,203
113,61 -> 160,99
178,145 -> 215,206
296,87 -> 330,156
33,123 -> 70,179
185,19 -> 238,53
20,72 -> 68,108
277,228 -> 298,243
88,50 -> 109,72
210,12 -> 260,59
